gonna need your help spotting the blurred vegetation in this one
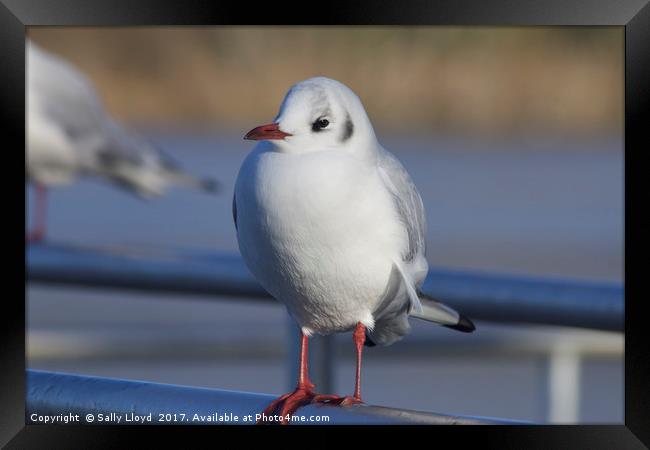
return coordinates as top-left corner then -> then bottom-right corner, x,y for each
29,27 -> 623,137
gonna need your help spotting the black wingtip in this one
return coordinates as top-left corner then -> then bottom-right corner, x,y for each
364,333 -> 377,347
200,178 -> 221,194
444,314 -> 476,333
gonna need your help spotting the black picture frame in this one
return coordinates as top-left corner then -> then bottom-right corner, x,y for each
3,0 -> 648,447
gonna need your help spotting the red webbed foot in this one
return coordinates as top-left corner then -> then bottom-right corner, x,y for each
257,384 -> 346,425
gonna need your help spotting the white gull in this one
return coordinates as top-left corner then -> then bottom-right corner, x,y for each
233,77 -> 474,423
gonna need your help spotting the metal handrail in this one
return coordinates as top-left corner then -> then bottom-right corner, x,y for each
27,242 -> 624,331
26,369 -> 527,425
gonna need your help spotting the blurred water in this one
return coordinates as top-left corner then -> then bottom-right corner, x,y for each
27,132 -> 623,280
26,132 -> 623,423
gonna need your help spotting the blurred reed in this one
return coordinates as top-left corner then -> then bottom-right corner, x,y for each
28,27 -> 623,137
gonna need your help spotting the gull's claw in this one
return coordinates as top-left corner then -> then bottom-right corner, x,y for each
257,387 -> 352,425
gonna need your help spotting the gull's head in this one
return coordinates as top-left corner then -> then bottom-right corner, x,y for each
244,77 -> 377,156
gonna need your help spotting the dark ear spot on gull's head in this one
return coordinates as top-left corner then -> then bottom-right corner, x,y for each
341,113 -> 354,142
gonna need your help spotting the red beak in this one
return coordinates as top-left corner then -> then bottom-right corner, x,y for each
244,123 -> 292,141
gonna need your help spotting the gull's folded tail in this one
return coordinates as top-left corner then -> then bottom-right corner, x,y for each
410,293 -> 476,333
443,314 -> 476,333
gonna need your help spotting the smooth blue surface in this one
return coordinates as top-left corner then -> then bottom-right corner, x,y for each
26,369 -> 525,425
27,243 -> 623,331
26,132 -> 623,281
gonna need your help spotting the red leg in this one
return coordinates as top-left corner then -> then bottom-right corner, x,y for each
352,322 -> 366,401
338,322 -> 366,406
257,332 -> 342,425
27,183 -> 47,243
297,333 -> 313,389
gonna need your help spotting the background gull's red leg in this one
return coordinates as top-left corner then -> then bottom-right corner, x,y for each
27,183 -> 48,243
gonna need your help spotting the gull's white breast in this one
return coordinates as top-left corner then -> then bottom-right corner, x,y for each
235,145 -> 406,335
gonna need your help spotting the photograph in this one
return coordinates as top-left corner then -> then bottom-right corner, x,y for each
23,26 -> 625,427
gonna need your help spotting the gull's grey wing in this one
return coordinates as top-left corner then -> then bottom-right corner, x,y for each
375,147 -> 427,318
375,147 -> 476,337
376,147 -> 426,264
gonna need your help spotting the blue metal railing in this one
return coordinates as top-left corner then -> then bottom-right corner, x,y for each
26,369 -> 527,425
27,242 -> 624,331
26,242 -> 623,424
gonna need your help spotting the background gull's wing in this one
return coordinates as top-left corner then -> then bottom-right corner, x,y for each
28,41 -> 219,196
29,41 -> 153,175
28,41 -> 110,148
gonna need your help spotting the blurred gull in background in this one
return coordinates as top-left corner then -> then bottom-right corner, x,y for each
26,41 -> 220,242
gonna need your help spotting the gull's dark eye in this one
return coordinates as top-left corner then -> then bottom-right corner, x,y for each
312,118 -> 330,132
